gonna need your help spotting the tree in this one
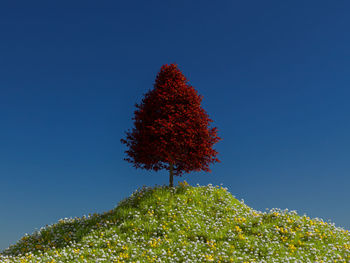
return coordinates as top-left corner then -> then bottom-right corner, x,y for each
121,64 -> 221,187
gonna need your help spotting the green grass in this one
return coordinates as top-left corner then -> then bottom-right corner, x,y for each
1,182 -> 350,262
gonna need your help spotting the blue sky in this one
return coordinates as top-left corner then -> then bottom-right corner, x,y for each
1,0 -> 350,250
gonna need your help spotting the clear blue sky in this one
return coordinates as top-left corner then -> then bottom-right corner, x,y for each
1,0 -> 350,251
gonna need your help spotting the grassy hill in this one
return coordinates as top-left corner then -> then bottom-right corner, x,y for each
1,182 -> 350,262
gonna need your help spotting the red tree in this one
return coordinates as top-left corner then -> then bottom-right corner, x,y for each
121,64 -> 221,187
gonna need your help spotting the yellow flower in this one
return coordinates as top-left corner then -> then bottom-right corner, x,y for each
238,233 -> 245,240
205,254 -> 214,261
235,217 -> 246,224
179,181 -> 189,187
119,252 -> 129,259
207,240 -> 216,250
252,211 -> 259,217
147,210 -> 154,216
234,225 -> 242,232
149,238 -> 161,248
288,244 -> 296,253
281,236 -> 288,242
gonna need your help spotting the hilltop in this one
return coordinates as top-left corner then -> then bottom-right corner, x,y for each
1,183 -> 350,262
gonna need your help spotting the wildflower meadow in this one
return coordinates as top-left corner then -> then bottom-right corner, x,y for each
1,183 -> 349,262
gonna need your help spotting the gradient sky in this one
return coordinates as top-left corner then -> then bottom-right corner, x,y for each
1,0 -> 350,251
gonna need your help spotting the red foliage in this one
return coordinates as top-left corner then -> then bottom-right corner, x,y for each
121,64 -> 221,176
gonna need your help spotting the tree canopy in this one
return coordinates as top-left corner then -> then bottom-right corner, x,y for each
121,64 -> 221,186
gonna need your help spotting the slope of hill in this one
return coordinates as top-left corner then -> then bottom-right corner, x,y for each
1,183 -> 350,262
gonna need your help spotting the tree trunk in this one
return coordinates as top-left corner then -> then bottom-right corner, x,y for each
169,163 -> 174,187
